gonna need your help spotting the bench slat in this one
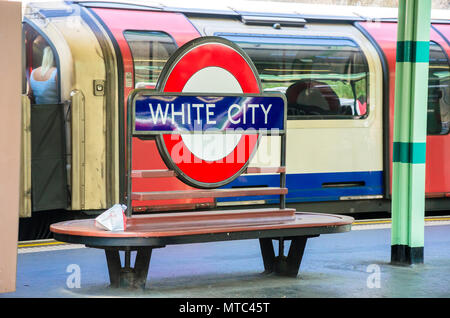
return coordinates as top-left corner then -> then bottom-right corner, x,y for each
246,166 -> 286,174
131,170 -> 176,178
131,187 -> 287,201
131,167 -> 285,178
128,208 -> 296,230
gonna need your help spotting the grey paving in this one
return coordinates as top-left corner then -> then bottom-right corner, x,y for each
2,225 -> 449,298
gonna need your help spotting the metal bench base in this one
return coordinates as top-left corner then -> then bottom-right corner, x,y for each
99,236 -> 316,289
260,236 -> 318,277
51,211 -> 353,289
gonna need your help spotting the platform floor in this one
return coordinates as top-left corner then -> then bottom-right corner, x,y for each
2,221 -> 449,298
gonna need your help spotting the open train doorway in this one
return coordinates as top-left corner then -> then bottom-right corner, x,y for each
21,22 -> 69,216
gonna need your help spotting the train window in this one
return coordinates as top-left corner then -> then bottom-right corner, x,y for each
217,33 -> 369,120
123,30 -> 177,88
427,42 -> 449,135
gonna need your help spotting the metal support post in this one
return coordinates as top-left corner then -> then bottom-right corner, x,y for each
391,0 -> 431,265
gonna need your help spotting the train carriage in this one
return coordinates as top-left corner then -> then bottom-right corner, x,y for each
19,0 -> 450,238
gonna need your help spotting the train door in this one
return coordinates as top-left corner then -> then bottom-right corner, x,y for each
358,22 -> 450,198
426,27 -> 450,196
190,17 -> 385,206
21,22 -> 68,216
87,6 -> 214,211
429,24 -> 450,197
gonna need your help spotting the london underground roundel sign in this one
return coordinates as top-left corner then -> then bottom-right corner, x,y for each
130,37 -> 287,188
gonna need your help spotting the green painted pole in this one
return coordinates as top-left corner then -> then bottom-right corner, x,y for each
391,0 -> 431,265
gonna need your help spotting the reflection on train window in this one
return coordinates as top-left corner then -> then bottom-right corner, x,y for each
217,34 -> 369,120
427,42 -> 449,135
124,31 -> 177,88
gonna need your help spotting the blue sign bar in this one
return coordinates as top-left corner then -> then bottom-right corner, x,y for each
134,94 -> 286,134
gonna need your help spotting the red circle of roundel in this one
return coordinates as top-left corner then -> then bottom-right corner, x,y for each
159,40 -> 261,187
163,43 -> 260,94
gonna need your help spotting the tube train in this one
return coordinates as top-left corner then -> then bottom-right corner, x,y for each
19,0 -> 450,232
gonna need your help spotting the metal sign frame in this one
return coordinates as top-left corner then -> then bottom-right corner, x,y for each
125,36 -> 288,213
130,91 -> 287,136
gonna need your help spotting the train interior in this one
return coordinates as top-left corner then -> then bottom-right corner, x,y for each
23,23 -> 69,213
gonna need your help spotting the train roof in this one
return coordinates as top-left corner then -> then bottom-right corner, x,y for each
24,0 -> 450,23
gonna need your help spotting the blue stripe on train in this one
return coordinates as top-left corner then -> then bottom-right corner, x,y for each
218,171 -> 384,203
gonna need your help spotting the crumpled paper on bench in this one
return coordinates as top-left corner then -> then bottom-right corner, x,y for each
95,204 -> 127,231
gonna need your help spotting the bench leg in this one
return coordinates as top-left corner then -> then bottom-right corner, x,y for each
259,236 -> 314,277
105,249 -> 122,287
259,238 -> 276,274
104,247 -> 152,289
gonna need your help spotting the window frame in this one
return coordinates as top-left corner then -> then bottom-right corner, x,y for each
215,32 -> 371,121
123,29 -> 178,88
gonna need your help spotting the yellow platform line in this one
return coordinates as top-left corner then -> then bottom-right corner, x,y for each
354,217 -> 450,225
18,241 -> 68,248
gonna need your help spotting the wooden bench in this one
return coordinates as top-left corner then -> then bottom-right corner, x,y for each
51,163 -> 353,289
51,208 -> 352,288
50,83 -> 353,289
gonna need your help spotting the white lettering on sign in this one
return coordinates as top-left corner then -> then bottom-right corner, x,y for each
149,103 -> 169,124
192,104 -> 204,124
206,104 -> 216,124
260,104 -> 272,124
171,103 -> 185,124
147,102 -> 273,126
228,104 -> 241,124
247,104 -> 259,124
